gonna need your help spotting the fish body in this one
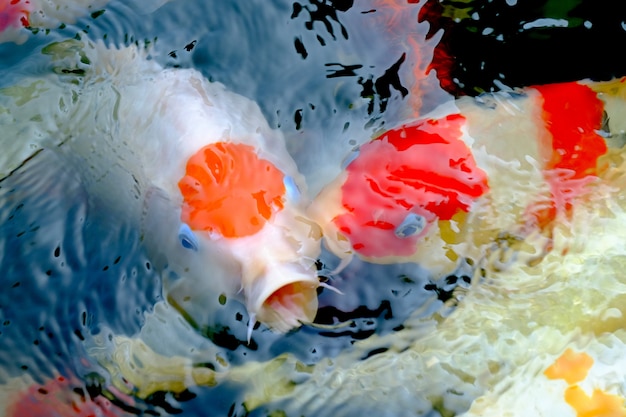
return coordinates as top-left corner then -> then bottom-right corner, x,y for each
310,81 -> 611,274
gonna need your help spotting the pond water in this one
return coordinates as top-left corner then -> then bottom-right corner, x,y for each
2,1 -> 626,417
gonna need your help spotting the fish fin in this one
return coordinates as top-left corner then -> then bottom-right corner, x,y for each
318,281 -> 344,295
246,313 -> 256,345
330,254 -> 353,275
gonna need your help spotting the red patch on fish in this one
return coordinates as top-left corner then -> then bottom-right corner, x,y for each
178,142 -> 285,238
6,375 -> 123,417
0,0 -> 30,30
536,83 -> 607,178
530,82 -> 607,228
334,114 -> 489,258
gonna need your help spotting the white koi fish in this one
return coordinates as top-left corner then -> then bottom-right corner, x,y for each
0,39 -> 323,338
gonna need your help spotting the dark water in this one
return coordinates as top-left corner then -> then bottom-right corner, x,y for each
0,0 -> 623,416
420,0 -> 626,95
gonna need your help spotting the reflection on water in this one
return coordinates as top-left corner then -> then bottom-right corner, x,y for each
0,145 -> 161,415
1,1 -> 626,417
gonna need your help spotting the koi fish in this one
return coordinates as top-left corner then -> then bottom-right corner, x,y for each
0,0 -> 170,44
1,0 -> 107,44
0,39 -> 323,338
309,81 -> 610,274
0,0 -> 31,38
171,139 -> 323,336
3,373 -> 129,417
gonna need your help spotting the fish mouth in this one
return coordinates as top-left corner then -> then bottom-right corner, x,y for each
257,281 -> 319,333
245,262 -> 320,333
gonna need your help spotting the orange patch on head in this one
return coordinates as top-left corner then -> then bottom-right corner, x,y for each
544,348 -> 594,385
178,142 -> 285,238
564,386 -> 626,417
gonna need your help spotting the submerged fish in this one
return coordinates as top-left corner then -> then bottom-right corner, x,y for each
2,372 -> 130,417
310,81 -> 612,276
0,0 -> 170,44
466,345 -> 626,417
0,38 -> 323,339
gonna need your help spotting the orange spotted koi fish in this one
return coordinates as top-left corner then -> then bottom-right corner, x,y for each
0,40 -> 326,341
310,81 -> 610,273
463,339 -> 626,417
98,44 -> 328,340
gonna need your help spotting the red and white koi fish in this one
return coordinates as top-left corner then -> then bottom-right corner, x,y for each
0,0 -> 169,44
1,0 -> 107,44
0,40 -> 323,338
3,373 -> 131,417
310,81 -> 612,274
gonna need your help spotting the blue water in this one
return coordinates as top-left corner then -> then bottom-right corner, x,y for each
0,1 -> 452,415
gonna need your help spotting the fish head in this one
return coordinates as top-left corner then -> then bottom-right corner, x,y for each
311,114 -> 489,266
176,141 -> 322,334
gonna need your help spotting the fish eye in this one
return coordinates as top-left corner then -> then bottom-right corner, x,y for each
283,175 -> 301,202
395,213 -> 427,238
340,148 -> 360,170
178,223 -> 199,251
